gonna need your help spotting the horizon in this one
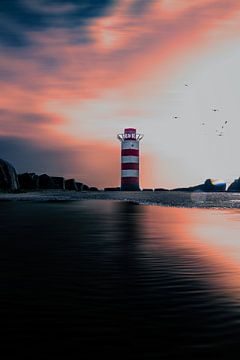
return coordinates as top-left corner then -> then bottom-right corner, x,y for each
1,0 -> 240,188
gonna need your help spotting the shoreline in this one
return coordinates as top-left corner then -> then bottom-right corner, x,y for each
1,190 -> 240,209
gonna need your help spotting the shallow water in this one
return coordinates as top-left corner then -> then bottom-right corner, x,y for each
1,200 -> 240,358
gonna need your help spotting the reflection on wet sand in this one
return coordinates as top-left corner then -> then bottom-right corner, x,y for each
141,206 -> 240,301
1,200 -> 240,358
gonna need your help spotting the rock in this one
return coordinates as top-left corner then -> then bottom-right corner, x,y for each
38,174 -> 55,189
18,172 -> 39,189
19,173 -> 65,190
203,179 -> 226,192
104,187 -> 120,191
154,188 -> 169,191
227,178 -> 240,192
142,188 -> 153,191
0,158 -> 19,191
82,184 -> 89,191
172,179 -> 226,192
76,182 -> 83,191
51,177 -> 65,190
65,179 -> 78,191
89,187 -> 99,191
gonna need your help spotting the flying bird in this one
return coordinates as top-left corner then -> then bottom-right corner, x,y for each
212,108 -> 219,112
173,116 -> 179,119
225,121 -> 228,124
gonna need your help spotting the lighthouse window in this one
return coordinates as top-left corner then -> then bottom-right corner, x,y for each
124,133 -> 136,140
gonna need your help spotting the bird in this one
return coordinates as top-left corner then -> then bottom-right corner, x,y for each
225,121 -> 228,124
184,84 -> 189,87
173,116 -> 179,119
202,122 -> 205,125
212,108 -> 219,112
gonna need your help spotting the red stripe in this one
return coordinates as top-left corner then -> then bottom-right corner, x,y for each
121,163 -> 139,170
121,149 -> 139,156
121,177 -> 139,185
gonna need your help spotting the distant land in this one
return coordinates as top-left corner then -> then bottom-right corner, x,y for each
1,158 -> 240,194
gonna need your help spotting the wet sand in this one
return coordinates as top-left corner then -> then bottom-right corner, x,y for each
1,190 -> 240,208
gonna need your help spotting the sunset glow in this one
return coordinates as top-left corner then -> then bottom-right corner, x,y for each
1,0 -> 240,188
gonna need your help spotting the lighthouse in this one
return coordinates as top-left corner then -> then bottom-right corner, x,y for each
117,128 -> 143,191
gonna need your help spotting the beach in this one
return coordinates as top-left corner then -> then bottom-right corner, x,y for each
1,190 -> 240,208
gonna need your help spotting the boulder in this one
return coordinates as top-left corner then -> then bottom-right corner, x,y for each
38,174 -> 55,189
227,178 -> 240,192
51,177 -> 65,190
82,184 -> 89,191
76,182 -> 83,191
65,179 -> 78,191
142,188 -> 153,191
203,179 -> 226,192
172,179 -> 226,192
0,158 -> 19,191
18,172 -> 39,189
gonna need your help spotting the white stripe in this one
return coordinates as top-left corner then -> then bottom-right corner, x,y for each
122,140 -> 139,150
121,170 -> 139,177
121,156 -> 139,163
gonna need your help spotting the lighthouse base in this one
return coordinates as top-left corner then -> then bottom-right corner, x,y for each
121,184 -> 140,191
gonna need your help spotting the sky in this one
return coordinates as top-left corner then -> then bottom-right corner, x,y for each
1,0 -> 240,189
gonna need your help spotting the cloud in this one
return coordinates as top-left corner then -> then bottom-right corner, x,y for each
0,0 -> 115,47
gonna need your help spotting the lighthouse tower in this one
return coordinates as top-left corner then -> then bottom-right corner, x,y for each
117,128 -> 143,191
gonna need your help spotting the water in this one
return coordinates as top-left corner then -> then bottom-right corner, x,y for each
1,199 -> 240,358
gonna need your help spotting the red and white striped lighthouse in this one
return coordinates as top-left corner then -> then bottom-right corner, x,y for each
117,128 -> 143,191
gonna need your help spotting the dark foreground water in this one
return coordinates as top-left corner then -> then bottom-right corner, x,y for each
1,200 -> 240,358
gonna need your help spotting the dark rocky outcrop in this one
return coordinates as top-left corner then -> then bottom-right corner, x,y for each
203,179 -> 226,192
82,184 -> 89,191
0,158 -> 19,191
172,179 -> 226,192
51,177 -> 65,190
142,188 -> 153,191
18,172 -> 39,189
227,178 -> 240,192
0,159 -> 94,192
65,179 -> 78,191
18,174 -> 64,190
76,182 -> 83,191
38,174 -> 55,189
